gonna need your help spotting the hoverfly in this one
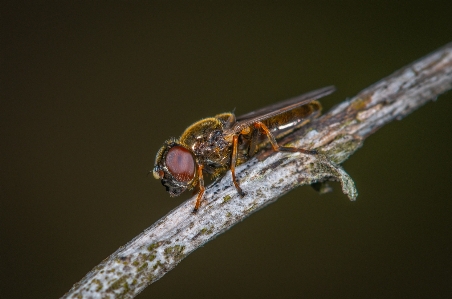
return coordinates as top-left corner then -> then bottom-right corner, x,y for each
153,86 -> 335,212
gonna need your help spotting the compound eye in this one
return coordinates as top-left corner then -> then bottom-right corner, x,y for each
165,146 -> 195,182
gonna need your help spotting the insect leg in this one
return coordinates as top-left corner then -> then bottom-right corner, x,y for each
230,135 -> 245,197
254,121 -> 317,155
193,165 -> 205,213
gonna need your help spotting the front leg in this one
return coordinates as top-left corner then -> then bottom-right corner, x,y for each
192,165 -> 205,213
230,135 -> 245,197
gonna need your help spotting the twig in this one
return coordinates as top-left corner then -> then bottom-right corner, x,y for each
62,42 -> 452,299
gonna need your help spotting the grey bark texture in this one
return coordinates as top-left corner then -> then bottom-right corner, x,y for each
62,42 -> 452,299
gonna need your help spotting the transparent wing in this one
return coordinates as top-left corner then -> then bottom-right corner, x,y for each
226,86 -> 335,135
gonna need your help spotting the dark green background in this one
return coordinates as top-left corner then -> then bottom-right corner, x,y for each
1,2 -> 452,298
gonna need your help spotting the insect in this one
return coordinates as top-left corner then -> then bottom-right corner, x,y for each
153,86 -> 335,212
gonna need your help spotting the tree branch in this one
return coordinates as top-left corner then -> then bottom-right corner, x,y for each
62,42 -> 452,299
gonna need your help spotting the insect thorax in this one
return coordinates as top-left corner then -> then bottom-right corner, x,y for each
194,129 -> 231,167
179,117 -> 232,172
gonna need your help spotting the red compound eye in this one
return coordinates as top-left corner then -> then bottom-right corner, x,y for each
165,146 -> 195,182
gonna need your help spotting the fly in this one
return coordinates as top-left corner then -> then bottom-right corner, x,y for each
152,86 -> 335,212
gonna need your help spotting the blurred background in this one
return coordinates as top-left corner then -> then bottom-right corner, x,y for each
1,2 -> 452,298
